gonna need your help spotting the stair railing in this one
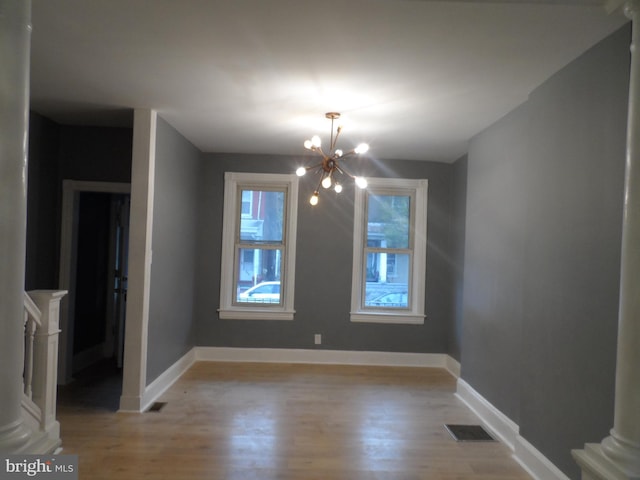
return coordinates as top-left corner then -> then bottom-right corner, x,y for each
22,290 -> 67,452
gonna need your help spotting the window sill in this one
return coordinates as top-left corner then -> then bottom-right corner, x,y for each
218,308 -> 295,321
350,311 -> 425,325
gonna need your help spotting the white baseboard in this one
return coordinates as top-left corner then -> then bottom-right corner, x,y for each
142,348 -> 196,412
455,378 -> 519,449
128,346 -> 459,413
516,435 -> 571,480
445,355 -> 461,378
119,349 -> 196,413
456,378 -> 569,480
118,394 -> 142,412
195,346 -> 460,376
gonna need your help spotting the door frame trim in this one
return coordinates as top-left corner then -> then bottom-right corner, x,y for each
58,180 -> 131,385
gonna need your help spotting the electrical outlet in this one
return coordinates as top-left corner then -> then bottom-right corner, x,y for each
314,334 -> 322,345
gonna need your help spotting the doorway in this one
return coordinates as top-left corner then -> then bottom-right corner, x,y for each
58,181 -> 131,404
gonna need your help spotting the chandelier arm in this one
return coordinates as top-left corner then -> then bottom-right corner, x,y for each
306,161 -> 324,172
314,146 -> 328,159
314,174 -> 325,194
338,163 -> 356,180
341,149 -> 357,158
331,167 -> 343,187
331,125 -> 343,152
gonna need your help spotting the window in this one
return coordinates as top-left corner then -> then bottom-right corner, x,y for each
350,178 -> 428,324
219,172 -> 298,320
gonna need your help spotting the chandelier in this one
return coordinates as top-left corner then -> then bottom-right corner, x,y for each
296,112 -> 369,206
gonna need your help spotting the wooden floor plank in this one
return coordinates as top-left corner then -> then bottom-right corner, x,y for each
57,362 -> 532,479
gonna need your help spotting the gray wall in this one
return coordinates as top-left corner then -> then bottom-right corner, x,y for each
463,103 -> 530,423
461,24 -> 629,479
59,125 -> 132,184
26,112 -> 60,290
449,154 -> 467,361
194,154 -> 457,354
146,116 -> 201,383
26,116 -> 133,290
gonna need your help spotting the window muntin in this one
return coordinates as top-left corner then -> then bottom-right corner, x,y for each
219,173 -> 298,320
350,178 -> 427,324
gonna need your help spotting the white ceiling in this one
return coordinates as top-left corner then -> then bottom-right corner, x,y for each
29,0 -> 628,162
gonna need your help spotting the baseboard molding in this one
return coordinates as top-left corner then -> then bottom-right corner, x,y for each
118,394 -> 141,412
445,355 -> 461,378
456,378 -> 569,480
455,378 -> 519,449
19,429 -> 62,455
516,435 -> 571,480
129,346 -> 460,413
195,346 -> 460,376
142,348 -> 196,412
119,349 -> 196,413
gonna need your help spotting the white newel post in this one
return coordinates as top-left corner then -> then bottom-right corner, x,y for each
0,0 -> 33,453
28,290 -> 67,441
573,1 -> 640,479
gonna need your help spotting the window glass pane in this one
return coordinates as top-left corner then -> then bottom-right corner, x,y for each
367,194 -> 410,249
239,189 -> 285,242
236,248 -> 282,304
241,191 -> 252,215
364,253 -> 410,308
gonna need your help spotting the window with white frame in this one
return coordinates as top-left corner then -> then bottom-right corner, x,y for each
218,172 -> 298,320
350,178 -> 428,324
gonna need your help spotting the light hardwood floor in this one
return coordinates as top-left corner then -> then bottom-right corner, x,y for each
57,362 -> 532,480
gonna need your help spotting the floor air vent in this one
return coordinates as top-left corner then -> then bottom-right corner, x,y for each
146,402 -> 167,412
444,424 -> 496,442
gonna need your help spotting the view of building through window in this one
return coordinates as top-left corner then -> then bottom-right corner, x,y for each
364,193 -> 412,308
235,189 -> 285,304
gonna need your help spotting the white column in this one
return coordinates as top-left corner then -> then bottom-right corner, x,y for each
0,0 -> 33,453
573,2 -> 640,478
119,109 -> 156,412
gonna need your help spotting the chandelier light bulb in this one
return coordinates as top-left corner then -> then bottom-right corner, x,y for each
310,192 -> 319,206
335,149 -> 343,157
355,176 -> 368,189
355,143 -> 369,154
321,176 -> 332,189
334,183 -> 343,193
311,135 -> 322,148
296,166 -> 307,177
304,139 -> 313,150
